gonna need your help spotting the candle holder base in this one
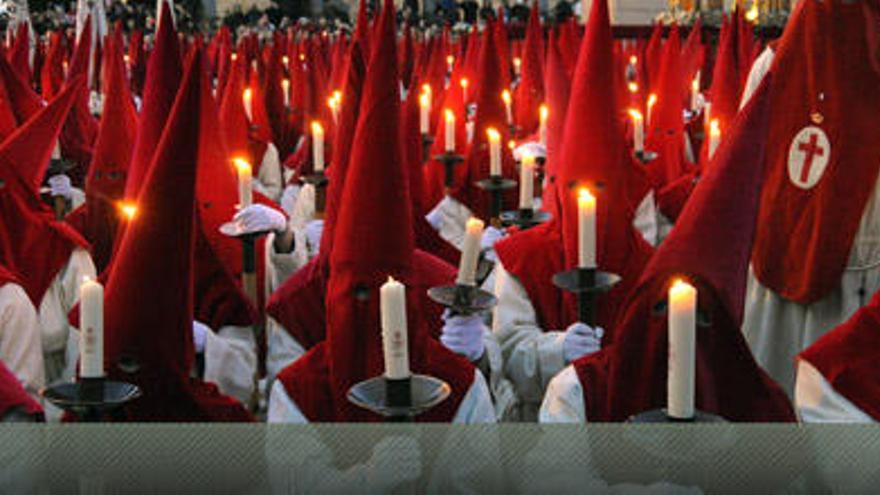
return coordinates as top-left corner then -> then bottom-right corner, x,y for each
427,284 -> 497,315
421,134 -> 435,164
474,176 -> 517,192
627,408 -> 726,423
553,268 -> 622,326
433,153 -> 465,188
42,378 -> 141,422
347,374 -> 451,421
302,172 -> 329,188
634,150 -> 658,164
46,158 -> 76,177
499,209 -> 552,229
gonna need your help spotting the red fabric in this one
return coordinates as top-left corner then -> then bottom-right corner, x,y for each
98,48 -> 252,422
8,22 -> 31,83
495,0 -> 652,335
0,357 -> 43,421
514,2 -> 544,137
574,76 -> 794,422
752,0 -> 880,304
41,31 -> 67,101
644,23 -> 664,94
279,0 -> 472,421
128,30 -> 146,97
0,52 -> 42,128
800,289 -> 880,421
656,172 -> 697,222
680,18 -> 705,86
707,16 -> 744,141
540,28 -> 573,220
0,80 -> 87,306
60,17 -> 98,182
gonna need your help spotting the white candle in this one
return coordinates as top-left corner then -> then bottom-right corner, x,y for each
538,104 -> 548,147
281,79 -> 290,108
419,91 -> 430,134
513,57 -> 522,77
629,109 -> 645,154
328,91 -> 341,126
444,109 -> 455,152
446,55 -> 454,74
708,119 -> 721,160
501,90 -> 513,126
460,78 -> 469,104
381,277 -> 410,380
311,121 -> 325,173
519,153 -> 535,210
234,158 -> 253,208
487,128 -> 502,177
457,218 -> 484,286
647,93 -> 657,129
282,55 -> 289,68
690,73 -> 701,112
466,122 -> 475,146
79,277 -> 104,379
242,88 -> 253,122
668,279 -> 697,419
577,188 -> 597,269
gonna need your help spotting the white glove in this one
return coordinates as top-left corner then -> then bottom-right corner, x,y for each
88,91 -> 103,116
440,310 -> 486,362
425,206 -> 443,231
366,436 -> 422,491
233,203 -> 287,234
513,141 -> 547,163
304,219 -> 324,258
193,321 -> 210,354
48,174 -> 73,200
480,225 -> 505,262
562,322 -> 604,364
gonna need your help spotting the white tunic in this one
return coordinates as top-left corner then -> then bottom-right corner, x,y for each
254,143 -> 284,203
538,365 -> 585,423
202,324 -> 259,408
0,282 -> 45,403
794,360 -> 875,423
740,49 -> 880,396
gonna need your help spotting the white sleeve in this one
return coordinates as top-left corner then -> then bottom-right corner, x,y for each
255,143 -> 283,202
633,190 -> 659,247
795,360 -> 875,423
279,184 -> 302,219
203,325 -> 258,407
39,248 -> 96,358
289,183 -> 316,231
452,370 -> 498,424
425,196 -> 473,250
0,284 -> 45,400
539,365 -> 586,423
58,248 -> 96,315
480,327 -> 518,420
265,316 -> 307,389
740,48 -> 775,110
70,187 -> 86,211
492,263 -> 567,417
267,379 -> 309,423
264,230 -> 310,294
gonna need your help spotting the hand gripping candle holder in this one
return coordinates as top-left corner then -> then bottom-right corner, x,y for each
45,158 -> 76,220
348,374 -> 451,422
302,171 -> 330,216
552,268 -> 621,327
475,175 -> 517,225
421,134 -> 435,164
433,152 -> 465,190
42,377 -> 141,422
427,282 -> 497,316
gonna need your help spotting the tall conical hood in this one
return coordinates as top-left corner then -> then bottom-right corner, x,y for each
514,1 -> 545,135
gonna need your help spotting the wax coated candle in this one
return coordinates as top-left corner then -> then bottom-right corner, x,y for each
487,128 -> 502,177
242,88 -> 253,122
501,90 -> 513,126
419,92 -> 430,134
457,218 -> 484,286
668,279 -> 697,419
519,153 -> 535,210
708,119 -> 721,160
629,109 -> 645,154
312,121 -> 325,173
281,79 -> 290,108
577,188 -> 597,269
444,109 -> 455,152
539,104 -> 549,147
234,158 -> 253,209
381,277 -> 410,380
79,277 -> 104,378
647,93 -> 657,128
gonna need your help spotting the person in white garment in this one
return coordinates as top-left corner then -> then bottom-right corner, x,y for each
739,0 -> 880,396
0,265 -> 44,403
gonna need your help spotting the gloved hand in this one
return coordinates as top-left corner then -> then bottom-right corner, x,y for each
480,225 -> 505,262
513,141 -> 547,163
424,206 -> 443,231
366,436 -> 422,491
440,310 -> 486,362
233,204 -> 287,235
304,219 -> 324,258
562,322 -> 604,363
193,321 -> 210,354
47,174 -> 73,200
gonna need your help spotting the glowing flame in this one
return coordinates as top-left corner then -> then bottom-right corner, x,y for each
628,108 -> 644,121
629,55 -> 638,65
501,90 -> 512,105
460,78 -> 469,89
419,92 -> 430,108
539,104 -> 549,121
231,52 -> 238,61
578,187 -> 596,206
118,201 -> 138,221
233,157 -> 252,174
647,93 -> 658,108
486,127 -> 501,142
444,108 -> 455,123
627,81 -> 639,93
513,57 -> 522,69
710,119 -> 721,137
311,121 -> 324,136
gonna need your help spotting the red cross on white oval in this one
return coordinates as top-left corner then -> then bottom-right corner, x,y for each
787,126 -> 831,190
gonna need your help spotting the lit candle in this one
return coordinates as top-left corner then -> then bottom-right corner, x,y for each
446,54 -> 455,74
513,57 -> 522,77
444,108 -> 455,152
282,55 -> 289,68
647,93 -> 658,129
419,91 -> 430,134
421,83 -> 432,110
629,109 -> 645,154
457,218 -> 484,286
311,121 -> 325,173
234,158 -> 253,209
231,52 -> 238,62
668,278 -> 697,420
539,104 -> 548,147
501,90 -> 513,126
118,201 -> 138,221
577,188 -> 597,269
460,78 -> 469,104
519,153 -> 535,210
381,277 -> 410,380
79,277 -> 104,379
466,122 -> 475,146
690,73 -> 700,111
627,81 -> 639,94
487,127 -> 502,177
281,79 -> 290,108
328,92 -> 341,126
242,88 -> 253,122
708,119 -> 721,160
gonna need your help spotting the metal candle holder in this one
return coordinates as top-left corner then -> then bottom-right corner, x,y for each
42,377 -> 141,422
499,208 -> 552,230
433,152 -> 464,189
628,409 -> 726,423
552,268 -> 621,326
302,172 -> 329,215
421,134 -> 435,164
347,374 -> 451,422
475,175 -> 517,222
634,150 -> 658,165
427,283 -> 497,316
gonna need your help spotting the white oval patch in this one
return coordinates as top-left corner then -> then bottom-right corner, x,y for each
787,126 -> 831,190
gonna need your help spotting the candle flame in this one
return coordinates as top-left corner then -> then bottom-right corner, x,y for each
231,52 -> 238,61
539,104 -> 549,121
627,81 -> 639,93
242,87 -> 252,102
670,278 -> 697,299
466,217 -> 485,232
282,55 -> 289,65
501,90 -> 512,105
419,92 -> 430,108
421,83 -> 432,96
444,108 -> 455,123
508,139 -> 516,151
745,3 -> 759,22
486,127 -> 501,142
691,76 -> 700,92
647,93 -> 658,108
578,187 -> 596,206
282,78 -> 290,89
513,57 -> 522,69
311,121 -> 324,135
118,201 -> 138,221
629,55 -> 638,65
299,53 -> 306,61
446,55 -> 454,65
123,54 -> 130,64
628,108 -> 644,121
233,157 -> 252,174
460,78 -> 469,89
709,119 -> 721,137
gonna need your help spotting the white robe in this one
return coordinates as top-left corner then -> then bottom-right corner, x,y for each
794,360 -> 875,423
254,143 -> 284,203
201,325 -> 259,408
538,365 -> 585,423
0,282 -> 45,403
740,48 -> 880,396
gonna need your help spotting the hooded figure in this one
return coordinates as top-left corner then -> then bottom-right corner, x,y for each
491,0 -> 653,422
268,0 -> 494,424
741,0 -> 880,396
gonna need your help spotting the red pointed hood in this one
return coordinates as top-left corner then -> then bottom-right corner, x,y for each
278,0 -> 472,422
102,48 -> 252,422
514,1 -> 545,136
540,28 -> 573,219
0,52 -> 42,125
646,23 -> 689,188
644,23 -> 664,94
574,74 -> 794,423
8,21 -> 31,83
218,56 -> 253,165
0,79 -> 88,306
681,18 -> 705,83
41,31 -> 68,101
707,16 -> 743,139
